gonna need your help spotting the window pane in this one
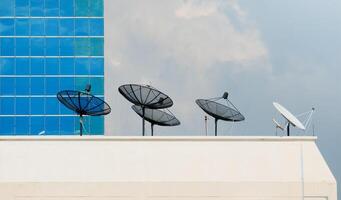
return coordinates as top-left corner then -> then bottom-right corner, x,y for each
60,0 -> 74,16
15,77 -> 30,95
46,38 -> 59,56
15,117 -> 29,135
0,0 -> 14,16
1,58 -> 15,75
60,58 -> 74,75
31,77 -> 45,95
75,77 -> 89,91
75,18 -> 88,36
1,38 -> 14,56
0,19 -> 14,35
16,97 -> 29,115
60,116 -> 75,135
0,98 -> 14,114
90,77 -> 104,95
0,117 -> 15,135
45,19 -> 58,35
89,0 -> 103,17
45,77 -> 59,95
45,58 -> 59,75
15,38 -> 30,56
31,18 -> 44,36
15,19 -> 29,36
16,58 -> 30,75
59,77 -> 74,91
31,97 -> 44,115
89,19 -> 103,36
1,78 -> 15,95
31,58 -> 45,75
75,58 -> 89,75
75,38 -> 89,56
45,0 -> 59,16
30,117 -> 45,135
30,0 -> 44,16
75,0 -> 88,16
59,19 -> 74,36
45,117 -> 59,135
16,0 -> 29,16
45,97 -> 59,115
60,38 -> 74,56
90,38 -> 103,56
30,38 -> 44,56
90,58 -> 103,75
89,116 -> 104,134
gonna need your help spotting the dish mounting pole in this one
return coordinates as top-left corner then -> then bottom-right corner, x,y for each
215,118 -> 218,136
142,106 -> 145,136
80,115 -> 83,136
287,122 -> 290,136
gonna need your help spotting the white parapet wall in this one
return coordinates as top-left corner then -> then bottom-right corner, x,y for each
0,136 -> 337,200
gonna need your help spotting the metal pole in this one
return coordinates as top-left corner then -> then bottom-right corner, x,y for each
142,107 -> 145,136
287,123 -> 290,136
215,118 -> 218,136
151,124 -> 154,136
205,116 -> 207,136
80,115 -> 83,136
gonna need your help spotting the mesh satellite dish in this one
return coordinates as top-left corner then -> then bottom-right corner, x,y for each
57,84 -> 111,136
196,92 -> 245,136
132,105 -> 180,136
118,84 -> 173,136
273,102 -> 306,136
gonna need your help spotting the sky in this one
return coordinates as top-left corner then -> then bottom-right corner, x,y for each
105,0 -> 341,197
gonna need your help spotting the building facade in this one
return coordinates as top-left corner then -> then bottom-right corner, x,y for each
0,0 -> 104,135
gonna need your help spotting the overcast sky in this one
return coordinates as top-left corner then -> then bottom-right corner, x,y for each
104,0 -> 341,196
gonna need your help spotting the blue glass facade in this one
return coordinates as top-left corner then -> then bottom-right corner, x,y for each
0,0 -> 104,135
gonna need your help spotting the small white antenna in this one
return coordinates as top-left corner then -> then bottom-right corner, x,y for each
38,131 -> 45,135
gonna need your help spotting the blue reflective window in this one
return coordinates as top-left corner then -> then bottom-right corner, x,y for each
89,116 -> 104,134
59,77 -> 74,91
16,58 -> 30,75
15,19 -> 29,35
75,58 -> 89,75
59,19 -> 74,36
31,19 -> 44,35
16,0 -> 29,16
1,38 -> 14,56
60,0 -> 74,16
15,38 -> 30,56
90,58 -> 103,75
89,19 -> 103,36
0,117 -> 15,135
60,116 -> 75,135
75,38 -> 89,56
31,77 -> 45,95
89,0 -> 103,17
45,0 -> 59,16
0,19 -> 14,35
16,98 -> 29,115
45,117 -> 59,135
1,78 -> 15,95
45,97 -> 59,115
90,77 -> 104,95
46,78 -> 59,95
75,19 -> 88,36
0,0 -> 14,16
0,98 -> 14,114
30,0 -> 44,16
15,77 -> 30,95
30,117 -> 45,135
15,117 -> 29,135
75,77 -> 89,91
45,19 -> 58,35
75,0 -> 88,16
1,58 -> 15,75
60,38 -> 74,56
31,58 -> 44,75
45,58 -> 59,75
90,38 -> 103,56
46,38 -> 59,56
60,58 -> 74,75
30,97 -> 44,114
30,38 -> 44,56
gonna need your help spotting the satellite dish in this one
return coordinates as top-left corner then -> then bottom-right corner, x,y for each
132,105 -> 180,136
57,85 -> 111,136
119,84 -> 173,136
196,92 -> 245,136
272,118 -> 284,131
273,102 -> 305,136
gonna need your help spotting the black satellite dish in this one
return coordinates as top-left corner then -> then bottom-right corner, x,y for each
118,84 -> 173,136
132,105 -> 180,136
57,85 -> 111,136
196,92 -> 245,136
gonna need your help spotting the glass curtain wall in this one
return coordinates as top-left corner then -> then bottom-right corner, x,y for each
0,0 -> 104,135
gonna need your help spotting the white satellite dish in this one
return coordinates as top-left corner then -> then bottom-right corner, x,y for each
273,102 -> 306,136
272,118 -> 284,131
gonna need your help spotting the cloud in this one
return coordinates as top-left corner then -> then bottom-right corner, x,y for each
105,0 -> 270,135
